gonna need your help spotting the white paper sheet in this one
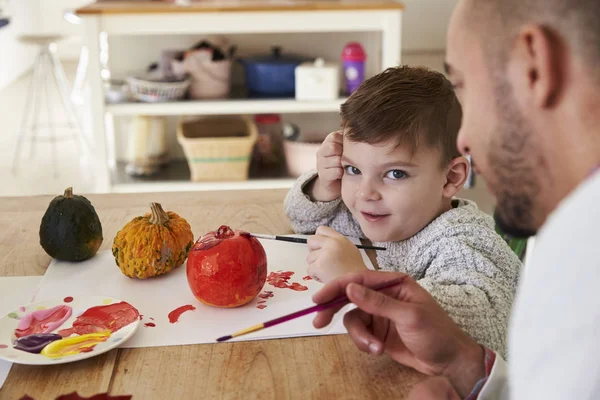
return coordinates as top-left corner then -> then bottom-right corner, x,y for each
0,276 -> 42,389
35,238 -> 374,348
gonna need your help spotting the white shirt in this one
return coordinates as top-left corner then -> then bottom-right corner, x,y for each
480,171 -> 600,399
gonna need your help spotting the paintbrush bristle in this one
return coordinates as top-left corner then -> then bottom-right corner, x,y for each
216,335 -> 232,342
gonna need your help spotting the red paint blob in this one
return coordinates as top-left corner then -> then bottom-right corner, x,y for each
150,317 -> 154,320
258,291 -> 274,299
63,296 -> 74,303
0,344 -> 7,349
79,346 -> 94,353
302,275 -> 312,281
267,271 -> 308,291
257,300 -> 267,304
144,322 -> 156,328
58,302 -> 139,337
257,305 -> 267,310
168,305 -> 196,324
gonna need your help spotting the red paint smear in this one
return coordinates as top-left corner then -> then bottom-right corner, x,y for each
0,344 -> 7,349
168,305 -> 196,324
257,305 -> 267,309
150,317 -> 154,321
57,302 -> 139,337
139,314 -> 143,321
79,346 -> 95,353
63,296 -> 74,303
302,275 -> 312,281
144,322 -> 156,328
258,291 -> 274,299
257,300 -> 267,304
267,271 -> 308,291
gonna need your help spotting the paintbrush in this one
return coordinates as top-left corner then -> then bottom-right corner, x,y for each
250,233 -> 386,251
216,276 -> 404,342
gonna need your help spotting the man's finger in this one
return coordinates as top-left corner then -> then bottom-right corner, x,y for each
407,377 -> 461,400
346,282 -> 411,323
312,271 -> 407,304
343,309 -> 383,355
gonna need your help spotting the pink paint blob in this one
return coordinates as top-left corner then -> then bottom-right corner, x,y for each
257,305 -> 267,310
63,296 -> 74,303
15,305 -> 72,338
19,306 -> 26,312
302,275 -> 313,281
168,305 -> 196,324
144,322 -> 156,328
0,344 -> 7,349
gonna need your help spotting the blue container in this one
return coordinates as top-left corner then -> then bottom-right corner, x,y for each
240,47 -> 308,98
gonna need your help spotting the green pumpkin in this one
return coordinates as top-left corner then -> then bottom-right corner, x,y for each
39,187 -> 103,262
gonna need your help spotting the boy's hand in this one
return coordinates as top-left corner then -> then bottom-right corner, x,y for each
307,131 -> 344,202
306,226 -> 368,283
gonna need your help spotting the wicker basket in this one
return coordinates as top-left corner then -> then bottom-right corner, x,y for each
126,76 -> 191,103
177,116 -> 258,181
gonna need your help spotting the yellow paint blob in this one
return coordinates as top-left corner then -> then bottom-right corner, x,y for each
102,298 -> 113,305
41,331 -> 111,358
36,306 -> 47,311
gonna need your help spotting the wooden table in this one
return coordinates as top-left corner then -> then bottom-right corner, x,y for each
0,190 -> 425,399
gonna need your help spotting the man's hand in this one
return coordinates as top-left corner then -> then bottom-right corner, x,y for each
306,226 -> 368,283
407,377 -> 461,400
307,131 -> 344,202
312,271 -> 486,398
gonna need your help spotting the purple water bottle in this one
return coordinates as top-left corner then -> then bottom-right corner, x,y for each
342,42 -> 366,95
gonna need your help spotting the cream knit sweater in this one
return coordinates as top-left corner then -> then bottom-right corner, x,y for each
284,172 -> 522,356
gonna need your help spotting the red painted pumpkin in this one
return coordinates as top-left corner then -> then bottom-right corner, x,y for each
186,225 -> 267,308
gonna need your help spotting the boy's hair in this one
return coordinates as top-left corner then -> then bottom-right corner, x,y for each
340,65 -> 462,165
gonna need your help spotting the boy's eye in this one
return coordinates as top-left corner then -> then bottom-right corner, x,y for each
385,169 -> 407,180
344,165 -> 361,175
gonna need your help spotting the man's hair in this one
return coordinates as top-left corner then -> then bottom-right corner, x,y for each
467,0 -> 600,76
340,66 -> 462,166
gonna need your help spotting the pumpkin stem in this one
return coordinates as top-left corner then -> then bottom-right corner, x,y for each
149,203 -> 170,225
63,187 -> 74,199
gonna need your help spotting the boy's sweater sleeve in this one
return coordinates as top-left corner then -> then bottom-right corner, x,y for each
283,171 -> 364,237
415,235 -> 519,357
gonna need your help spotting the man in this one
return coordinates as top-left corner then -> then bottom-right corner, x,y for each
311,0 -> 600,398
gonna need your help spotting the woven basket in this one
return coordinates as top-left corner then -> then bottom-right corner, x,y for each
126,76 -> 190,103
177,116 -> 258,181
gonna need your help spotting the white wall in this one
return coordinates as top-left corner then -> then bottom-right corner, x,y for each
0,0 -> 39,92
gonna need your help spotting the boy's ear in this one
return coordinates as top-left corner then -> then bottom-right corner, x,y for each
443,156 -> 469,198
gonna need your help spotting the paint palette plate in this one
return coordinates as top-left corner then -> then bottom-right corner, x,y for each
0,296 -> 140,365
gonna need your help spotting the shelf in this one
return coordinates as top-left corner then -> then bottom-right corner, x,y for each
105,97 -> 347,116
111,161 -> 297,193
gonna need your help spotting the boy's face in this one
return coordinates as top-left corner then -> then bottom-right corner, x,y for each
340,135 -> 451,242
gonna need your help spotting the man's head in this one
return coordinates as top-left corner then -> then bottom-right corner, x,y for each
338,67 -> 469,242
446,0 -> 600,237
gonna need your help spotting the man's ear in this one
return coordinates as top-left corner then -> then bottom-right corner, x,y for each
508,24 -> 562,109
443,156 -> 469,198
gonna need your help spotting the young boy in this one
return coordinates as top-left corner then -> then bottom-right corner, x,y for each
284,66 -> 521,356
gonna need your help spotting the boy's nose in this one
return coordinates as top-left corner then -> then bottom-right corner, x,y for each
357,180 -> 382,201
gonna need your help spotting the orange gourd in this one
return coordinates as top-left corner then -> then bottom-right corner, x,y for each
112,203 -> 194,279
